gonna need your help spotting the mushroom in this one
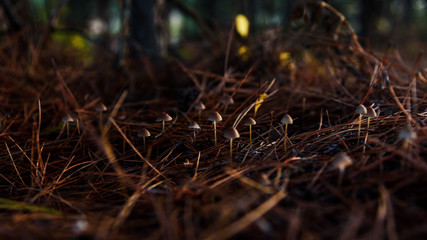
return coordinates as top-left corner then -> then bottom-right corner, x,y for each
224,127 -> 240,158
397,125 -> 416,168
280,114 -> 293,155
332,152 -> 353,185
398,125 -> 416,143
208,112 -> 223,146
355,104 -> 367,144
244,117 -> 256,144
62,114 -> 75,138
95,103 -> 107,112
220,95 -> 234,113
95,103 -> 107,126
137,128 -> 151,150
188,122 -> 201,140
363,105 -> 377,144
156,112 -> 172,132
194,102 -> 206,121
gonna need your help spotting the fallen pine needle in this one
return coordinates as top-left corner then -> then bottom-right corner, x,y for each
205,190 -> 287,240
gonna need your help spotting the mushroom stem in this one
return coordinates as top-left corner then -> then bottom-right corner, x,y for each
143,136 -> 146,151
338,167 -> 345,185
357,114 -> 362,144
76,119 -> 80,134
214,121 -> 217,146
364,117 -> 371,146
162,120 -> 165,132
249,125 -> 252,144
66,121 -> 70,139
230,138 -> 233,158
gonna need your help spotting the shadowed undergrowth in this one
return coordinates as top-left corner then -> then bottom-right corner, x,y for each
1,15 -> 427,240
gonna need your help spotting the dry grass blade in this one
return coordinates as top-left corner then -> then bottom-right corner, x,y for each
112,174 -> 161,230
110,117 -> 167,179
204,191 -> 287,240
5,143 -> 26,187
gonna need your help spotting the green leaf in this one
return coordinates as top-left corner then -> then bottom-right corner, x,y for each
0,198 -> 62,215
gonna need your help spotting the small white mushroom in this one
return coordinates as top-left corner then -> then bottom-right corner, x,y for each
208,112 -> 223,146
188,122 -> 201,139
397,125 -> 416,168
156,112 -> 172,132
62,114 -> 75,138
224,127 -> 240,158
220,95 -> 234,113
194,102 -> 206,121
95,103 -> 107,126
280,114 -> 293,155
95,103 -> 107,112
398,125 -> 416,143
364,106 -> 377,118
138,128 -> 151,150
355,104 -> 367,144
332,152 -> 353,185
244,117 -> 256,144
363,106 -> 377,144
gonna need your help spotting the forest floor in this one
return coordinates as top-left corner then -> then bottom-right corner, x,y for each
1,13 -> 427,240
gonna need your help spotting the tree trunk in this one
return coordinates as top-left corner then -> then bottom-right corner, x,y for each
129,0 -> 158,57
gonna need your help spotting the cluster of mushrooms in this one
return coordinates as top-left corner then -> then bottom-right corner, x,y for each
60,100 -> 417,184
134,101 -> 295,158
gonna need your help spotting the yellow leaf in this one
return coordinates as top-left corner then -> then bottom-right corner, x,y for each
279,51 -> 291,67
238,45 -> 250,62
254,93 -> 268,117
235,14 -> 250,38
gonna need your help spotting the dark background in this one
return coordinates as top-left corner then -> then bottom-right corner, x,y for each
2,0 -> 426,62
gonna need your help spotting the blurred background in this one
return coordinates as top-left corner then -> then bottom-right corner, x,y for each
1,0 -> 426,63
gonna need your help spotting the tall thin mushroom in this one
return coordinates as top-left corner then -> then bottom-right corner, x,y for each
280,114 -> 293,155
194,102 -> 206,122
363,106 -> 377,145
332,152 -> 353,185
208,112 -> 222,146
355,104 -> 367,144
95,103 -> 107,127
244,117 -> 256,144
220,95 -> 234,113
62,114 -> 75,139
188,122 -> 201,141
397,125 -> 417,168
224,127 -> 240,158
138,128 -> 151,150
156,112 -> 172,132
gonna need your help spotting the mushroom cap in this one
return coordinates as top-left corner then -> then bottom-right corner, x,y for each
208,111 -> 223,122
364,106 -> 377,118
244,117 -> 256,126
95,103 -> 107,112
398,125 -> 416,142
62,114 -> 75,122
332,152 -> 353,169
138,128 -> 151,137
355,104 -> 367,115
220,95 -> 234,104
188,122 -> 201,130
194,102 -> 206,111
281,114 -> 293,125
156,112 -> 172,122
224,127 -> 240,139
